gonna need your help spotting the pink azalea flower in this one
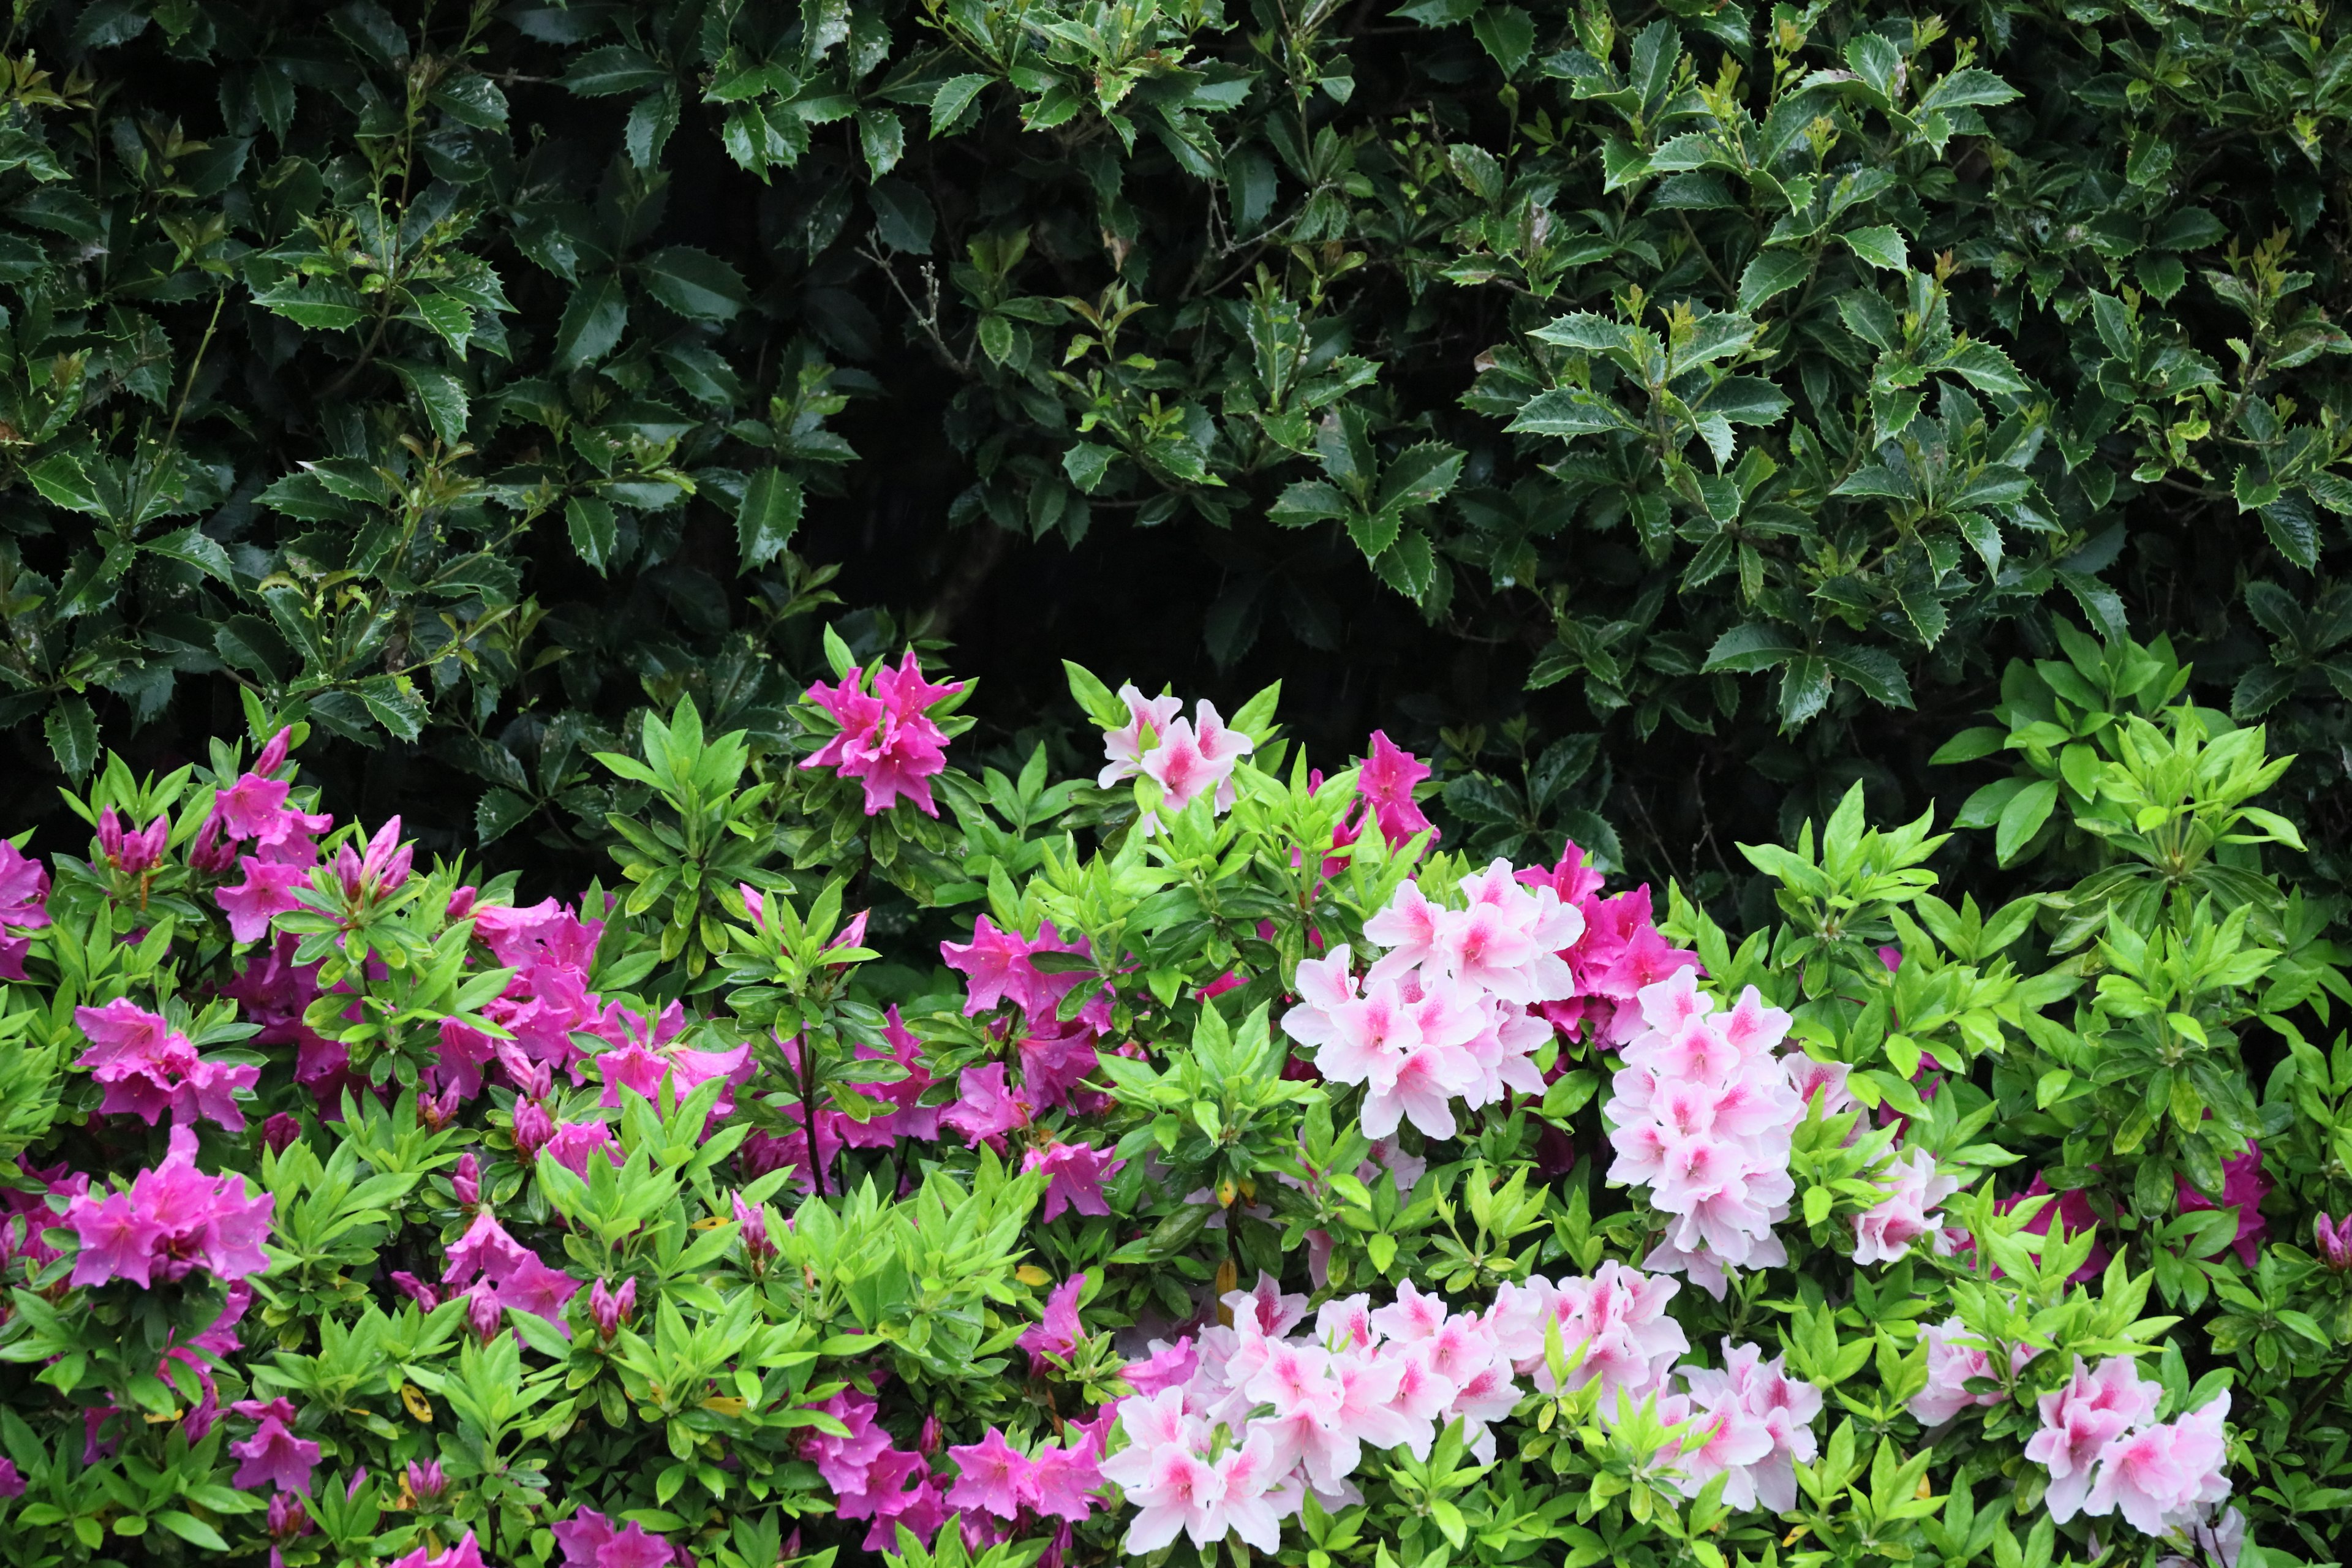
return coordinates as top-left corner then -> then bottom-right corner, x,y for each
2176,1144 -> 2272,1268
1675,1340 -> 1822,1511
1098,684 -> 1185,786
1028,1438 -> 1105,1523
940,915 -> 1093,1020
546,1121 -> 622,1178
946,1427 -> 1032,1520
1018,1273 -> 1088,1374
387,1530 -> 489,1568
941,1063 -> 1034,1152
1023,1141 -> 1123,1221
801,650 -> 962,816
1132,699 -> 1253,826
801,1388 -> 892,1496
2027,1356 -> 2163,1521
1910,1317 -> 2035,1426
63,1126 -> 274,1286
2083,1393 -> 2232,1535
1356,731 -> 1436,847
1853,1147 -> 1962,1265
217,856 -> 312,943
66,1190 -> 166,1288
553,1508 -> 678,1568
74,999 -> 259,1131
0,839 -> 52,930
228,1400 -> 320,1493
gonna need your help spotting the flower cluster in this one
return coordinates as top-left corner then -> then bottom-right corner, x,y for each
73,999 -> 258,1131
1098,685 -> 1254,830
1512,843 -> 1700,1045
1280,859 -> 1581,1139
2028,1358 -> 2231,1536
62,1126 -> 273,1287
801,650 -> 964,816
1106,1273 -> 1528,1551
1604,969 -> 1810,1295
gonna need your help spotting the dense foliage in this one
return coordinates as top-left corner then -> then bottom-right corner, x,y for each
0,631 -> 2349,1568
0,0 -> 2345,897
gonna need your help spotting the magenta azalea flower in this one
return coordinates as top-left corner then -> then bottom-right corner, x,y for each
945,1426 -> 1031,1520
62,1126 -> 273,1287
1017,1273 -> 1088,1374
228,1398 -> 320,1493
1022,1141 -> 1122,1221
801,650 -> 962,816
1357,731 -> 1436,847
74,999 -> 258,1131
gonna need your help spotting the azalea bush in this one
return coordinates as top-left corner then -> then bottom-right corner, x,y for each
0,625 -> 2349,1568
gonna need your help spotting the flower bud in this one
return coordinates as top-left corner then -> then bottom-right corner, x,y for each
190,811 -> 238,873
405,1458 -> 446,1505
255,726 -> 292,776
451,1153 -> 479,1208
465,1287 -> 503,1344
2317,1212 -> 2352,1272
513,1099 -> 556,1162
919,1414 -> 943,1456
266,1492 -> 310,1539
590,1278 -> 622,1340
733,1193 -> 773,1263
447,884 -> 478,921
420,1084 -> 461,1130
262,1114 -> 303,1155
345,1467 -> 368,1502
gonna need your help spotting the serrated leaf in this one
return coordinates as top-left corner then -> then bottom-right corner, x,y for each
736,467 -> 804,570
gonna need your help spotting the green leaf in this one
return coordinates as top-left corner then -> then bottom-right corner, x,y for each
1996,778 -> 2059,865
1506,388 -> 1635,437
477,786 -> 535,845
1469,5 -> 1534,75
566,496 -> 618,574
44,695 -> 97,780
386,360 -> 469,445
153,1513 -> 228,1552
1841,227 -> 1909,271
930,75 -> 990,135
639,247 -> 750,322
27,453 -> 104,516
1705,622 -> 1803,673
564,45 -> 668,97
1737,251 -> 1810,312
556,274 -> 630,368
736,468 -> 804,570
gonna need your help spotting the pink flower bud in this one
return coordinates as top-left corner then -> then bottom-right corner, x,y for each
465,1287 -> 503,1343
405,1458 -> 445,1504
356,817 -> 407,895
451,1153 -> 480,1208
389,1272 -> 441,1310
255,727 -> 292,776
2318,1212 -> 2352,1271
420,1084 -> 461,1130
344,1467 -> 367,1502
447,884 -> 478,921
920,1414 -> 943,1455
826,910 -> 870,963
589,1276 -> 637,1339
96,807 -> 123,865
513,1101 -> 556,1162
266,1492 -> 310,1539
190,811 -> 238,873
332,842 -> 364,900
733,1193 -> 773,1263
262,1114 -> 303,1155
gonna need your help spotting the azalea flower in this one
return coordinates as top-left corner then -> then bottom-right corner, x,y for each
801,650 -> 963,816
